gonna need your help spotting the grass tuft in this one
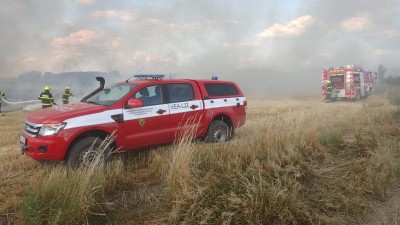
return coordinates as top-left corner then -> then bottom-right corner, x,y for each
20,134 -> 122,225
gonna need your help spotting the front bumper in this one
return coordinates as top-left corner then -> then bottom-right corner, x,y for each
19,133 -> 68,161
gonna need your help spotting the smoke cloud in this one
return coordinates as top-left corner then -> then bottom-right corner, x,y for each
0,0 -> 399,100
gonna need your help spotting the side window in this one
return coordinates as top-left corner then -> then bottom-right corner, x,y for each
204,83 -> 239,97
167,84 -> 194,103
132,85 -> 163,106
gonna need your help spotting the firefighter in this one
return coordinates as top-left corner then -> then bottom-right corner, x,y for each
325,80 -> 332,102
0,90 -> 6,116
62,86 -> 74,104
38,86 -> 56,109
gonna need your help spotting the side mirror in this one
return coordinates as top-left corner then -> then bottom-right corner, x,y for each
126,98 -> 144,109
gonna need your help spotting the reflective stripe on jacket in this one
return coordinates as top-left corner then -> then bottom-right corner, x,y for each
38,91 -> 55,106
62,91 -> 73,101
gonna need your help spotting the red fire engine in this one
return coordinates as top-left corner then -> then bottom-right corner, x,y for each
321,64 -> 375,101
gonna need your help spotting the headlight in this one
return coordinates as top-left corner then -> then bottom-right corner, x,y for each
39,122 -> 67,136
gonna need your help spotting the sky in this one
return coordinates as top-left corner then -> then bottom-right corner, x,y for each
0,0 -> 399,96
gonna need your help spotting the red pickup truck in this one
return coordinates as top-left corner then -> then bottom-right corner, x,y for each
19,75 -> 247,167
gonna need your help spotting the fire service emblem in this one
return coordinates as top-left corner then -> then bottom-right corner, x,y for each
139,118 -> 145,127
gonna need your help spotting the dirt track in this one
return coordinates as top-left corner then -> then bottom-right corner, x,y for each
363,187 -> 400,225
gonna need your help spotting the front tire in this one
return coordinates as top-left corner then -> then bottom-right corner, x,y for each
205,120 -> 232,143
67,136 -> 113,168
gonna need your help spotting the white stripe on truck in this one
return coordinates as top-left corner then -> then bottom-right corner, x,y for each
65,109 -> 121,129
203,97 -> 246,109
63,97 -> 245,130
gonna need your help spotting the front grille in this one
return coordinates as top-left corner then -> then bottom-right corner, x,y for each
23,120 -> 42,137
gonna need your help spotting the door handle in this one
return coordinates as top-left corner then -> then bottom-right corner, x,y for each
157,109 -> 166,115
190,105 -> 198,110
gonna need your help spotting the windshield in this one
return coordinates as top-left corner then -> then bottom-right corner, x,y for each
85,83 -> 137,106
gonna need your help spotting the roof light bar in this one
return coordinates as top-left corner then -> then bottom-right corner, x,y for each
133,74 -> 165,80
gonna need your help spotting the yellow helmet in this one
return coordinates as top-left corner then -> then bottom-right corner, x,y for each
66,86 -> 70,90
44,85 -> 50,91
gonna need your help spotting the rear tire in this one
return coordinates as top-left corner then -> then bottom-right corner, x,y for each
67,136 -> 113,168
205,120 -> 231,143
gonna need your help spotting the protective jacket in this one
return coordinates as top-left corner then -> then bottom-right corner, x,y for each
62,90 -> 73,104
325,81 -> 333,102
38,90 -> 55,109
326,82 -> 333,93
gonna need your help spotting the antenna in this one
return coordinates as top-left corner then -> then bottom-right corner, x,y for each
167,72 -> 177,79
125,67 -> 145,83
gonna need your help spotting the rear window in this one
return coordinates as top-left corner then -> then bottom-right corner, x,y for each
167,83 -> 195,103
204,83 -> 239,97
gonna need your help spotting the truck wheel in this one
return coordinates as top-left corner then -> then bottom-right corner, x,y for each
67,137 -> 112,168
205,120 -> 231,143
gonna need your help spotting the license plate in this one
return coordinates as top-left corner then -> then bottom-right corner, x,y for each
19,134 -> 26,145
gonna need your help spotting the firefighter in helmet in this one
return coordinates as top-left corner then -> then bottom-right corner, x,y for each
62,86 -> 74,104
325,80 -> 333,102
0,90 -> 6,116
38,85 -> 56,109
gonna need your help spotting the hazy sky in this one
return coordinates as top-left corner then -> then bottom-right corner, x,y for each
0,0 -> 399,95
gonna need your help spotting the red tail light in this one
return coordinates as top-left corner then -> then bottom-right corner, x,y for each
243,100 -> 247,114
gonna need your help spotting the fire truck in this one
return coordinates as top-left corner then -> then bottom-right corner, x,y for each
321,65 -> 375,101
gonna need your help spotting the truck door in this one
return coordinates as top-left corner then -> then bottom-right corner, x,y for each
122,84 -> 171,148
166,82 -> 204,140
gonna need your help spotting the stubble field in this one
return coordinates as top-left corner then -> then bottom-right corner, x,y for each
1,96 -> 400,224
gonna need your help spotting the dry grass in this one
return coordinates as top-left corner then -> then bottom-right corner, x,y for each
1,95 -> 400,224
0,110 -> 39,224
20,135 -> 124,225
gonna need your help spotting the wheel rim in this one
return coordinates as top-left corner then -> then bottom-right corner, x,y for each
213,129 -> 227,142
80,146 -> 99,167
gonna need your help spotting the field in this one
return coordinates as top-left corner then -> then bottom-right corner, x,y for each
1,96 -> 400,224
